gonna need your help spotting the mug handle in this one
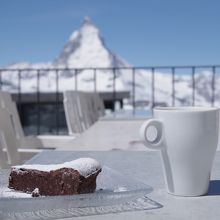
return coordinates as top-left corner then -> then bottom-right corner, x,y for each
139,119 -> 165,150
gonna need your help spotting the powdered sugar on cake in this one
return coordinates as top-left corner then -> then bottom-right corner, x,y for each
13,158 -> 101,178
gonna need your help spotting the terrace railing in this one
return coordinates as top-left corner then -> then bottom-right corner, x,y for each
0,65 -> 219,134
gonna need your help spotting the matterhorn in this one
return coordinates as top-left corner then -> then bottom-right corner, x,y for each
3,17 -> 217,106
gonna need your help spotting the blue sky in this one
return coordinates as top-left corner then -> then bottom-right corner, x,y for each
1,0 -> 220,67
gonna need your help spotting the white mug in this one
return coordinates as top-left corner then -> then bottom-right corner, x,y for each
140,107 -> 219,196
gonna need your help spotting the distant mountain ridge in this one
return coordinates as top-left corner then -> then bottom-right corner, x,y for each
3,17 -> 218,107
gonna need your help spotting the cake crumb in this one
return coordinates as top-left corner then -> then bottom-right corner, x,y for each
32,188 -> 40,197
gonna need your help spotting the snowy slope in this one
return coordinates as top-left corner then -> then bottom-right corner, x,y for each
2,17 -> 218,106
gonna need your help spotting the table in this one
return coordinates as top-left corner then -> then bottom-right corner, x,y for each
60,118 -> 220,151
25,150 -> 220,220
61,118 -> 148,151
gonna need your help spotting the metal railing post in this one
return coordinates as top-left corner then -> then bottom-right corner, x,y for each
172,67 -> 175,107
94,68 -> 97,93
0,70 -> 2,90
192,67 -> 195,106
151,68 -> 155,109
113,68 -> 116,112
18,69 -> 22,114
132,68 -> 136,116
37,69 -> 40,135
55,69 -> 59,135
75,69 -> 78,91
211,66 -> 216,107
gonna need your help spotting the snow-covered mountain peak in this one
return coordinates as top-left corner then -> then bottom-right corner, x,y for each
54,17 -> 126,68
80,16 -> 98,32
82,16 -> 93,25
76,17 -> 104,49
69,17 -> 101,42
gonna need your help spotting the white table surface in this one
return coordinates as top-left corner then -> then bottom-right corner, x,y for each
60,118 -> 220,151
61,118 -> 148,151
26,150 -> 220,220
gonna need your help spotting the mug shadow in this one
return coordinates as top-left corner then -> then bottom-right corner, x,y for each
207,180 -> 220,196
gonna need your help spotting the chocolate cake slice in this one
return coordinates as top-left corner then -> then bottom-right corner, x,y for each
8,158 -> 102,197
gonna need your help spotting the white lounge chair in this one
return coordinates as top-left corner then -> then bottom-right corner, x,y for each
0,108 -> 44,167
88,92 -> 105,119
63,91 -> 105,135
0,91 -> 76,149
0,131 -> 8,168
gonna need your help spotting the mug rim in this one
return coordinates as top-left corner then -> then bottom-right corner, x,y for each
154,106 -> 219,112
